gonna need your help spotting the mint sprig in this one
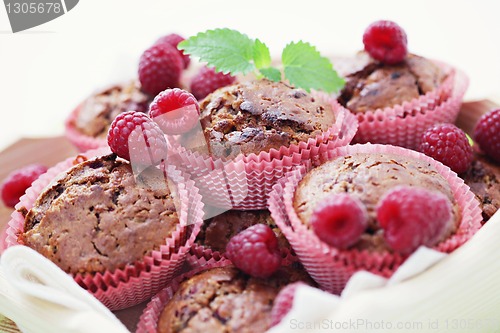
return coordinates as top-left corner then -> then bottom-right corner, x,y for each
178,28 -> 344,93
179,28 -> 255,75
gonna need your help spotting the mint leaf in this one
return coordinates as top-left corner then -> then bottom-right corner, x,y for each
282,41 -> 345,93
179,29 -> 345,93
253,39 -> 271,69
259,67 -> 282,82
178,28 -> 255,75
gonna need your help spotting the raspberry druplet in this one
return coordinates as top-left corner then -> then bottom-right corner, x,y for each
149,88 -> 200,135
107,111 -> 167,165
154,33 -> 190,69
1,164 -> 48,208
377,186 -> 453,255
310,193 -> 368,249
190,66 -> 236,100
474,109 -> 500,164
363,20 -> 408,65
419,123 -> 473,174
138,43 -> 184,96
225,224 -> 281,278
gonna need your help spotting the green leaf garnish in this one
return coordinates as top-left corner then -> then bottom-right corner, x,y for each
253,39 -> 271,69
282,41 -> 345,93
179,28 -> 345,93
259,67 -> 282,82
178,28 -> 255,75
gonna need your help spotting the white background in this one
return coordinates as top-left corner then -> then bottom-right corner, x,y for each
1,0 -> 500,151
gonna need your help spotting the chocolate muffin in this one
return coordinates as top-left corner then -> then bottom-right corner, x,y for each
190,79 -> 336,159
72,81 -> 151,138
338,53 -> 447,113
461,154 -> 500,223
196,209 -> 289,253
157,266 -> 310,333
293,152 -> 460,251
18,154 -> 179,275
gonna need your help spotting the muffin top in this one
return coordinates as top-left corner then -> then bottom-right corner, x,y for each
338,53 -> 447,113
73,81 -> 151,138
293,152 -> 460,251
196,209 -> 289,253
18,154 -> 179,275
196,79 -> 336,159
461,154 -> 500,223
157,266 -> 309,333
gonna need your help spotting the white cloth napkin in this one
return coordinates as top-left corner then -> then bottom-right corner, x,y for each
0,246 -> 129,333
268,210 -> 500,333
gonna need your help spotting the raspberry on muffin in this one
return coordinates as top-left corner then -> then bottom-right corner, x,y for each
332,21 -> 467,150
338,53 -> 447,114
293,152 -> 460,253
269,144 -> 482,294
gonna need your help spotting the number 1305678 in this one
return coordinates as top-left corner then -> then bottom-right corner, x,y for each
5,2 -> 62,14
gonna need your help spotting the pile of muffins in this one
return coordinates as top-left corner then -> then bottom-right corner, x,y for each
3,21 -> 500,333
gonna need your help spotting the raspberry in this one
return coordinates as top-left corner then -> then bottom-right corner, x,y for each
1,164 -> 47,208
377,186 -> 453,255
474,109 -> 500,163
149,88 -> 200,135
225,224 -> 281,278
271,282 -> 306,326
419,123 -> 473,174
310,193 -> 368,249
363,20 -> 408,65
107,111 -> 168,165
190,66 -> 236,100
154,33 -> 190,69
138,43 -> 184,96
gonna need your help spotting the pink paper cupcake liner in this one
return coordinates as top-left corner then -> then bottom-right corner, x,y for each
0,221 -> 8,254
352,63 -> 469,150
268,143 -> 483,295
136,258 -> 233,333
169,96 -> 358,210
65,104 -> 108,152
6,148 -> 204,311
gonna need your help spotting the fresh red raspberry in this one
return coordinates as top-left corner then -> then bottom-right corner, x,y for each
271,282 -> 307,326
377,186 -> 453,255
154,33 -> 190,69
363,20 -> 408,65
419,123 -> 473,174
138,43 -> 184,96
149,88 -> 200,135
190,66 -> 236,100
1,164 -> 47,208
310,193 -> 368,249
107,111 -> 167,165
474,109 -> 500,164
225,224 -> 281,278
